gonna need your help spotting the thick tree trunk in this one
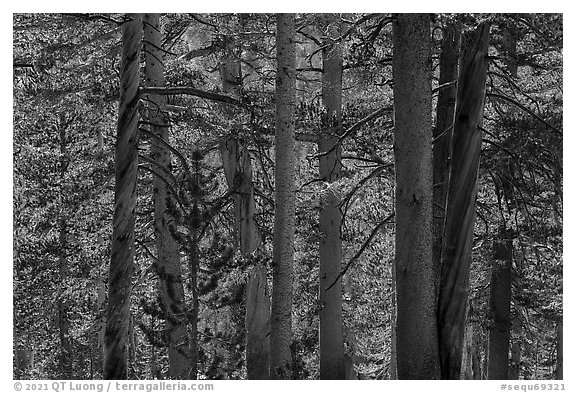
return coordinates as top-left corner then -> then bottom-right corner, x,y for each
270,13 -> 296,380
104,13 -> 142,380
487,227 -> 513,379
437,22 -> 490,380
392,13 -> 440,380
318,13 -> 345,380
143,13 -> 192,380
433,22 -> 461,288
246,266 -> 271,379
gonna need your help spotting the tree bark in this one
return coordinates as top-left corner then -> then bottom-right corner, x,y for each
104,13 -> 142,380
437,22 -> 490,380
246,265 -> 271,379
143,13 -> 192,380
318,13 -> 345,380
433,22 -> 461,289
556,321 -> 562,379
509,315 -> 522,379
270,13 -> 296,380
57,116 -> 72,379
392,13 -> 440,380
487,227 -> 513,379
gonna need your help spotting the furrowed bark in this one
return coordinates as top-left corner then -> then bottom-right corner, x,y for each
143,13 -> 192,380
270,13 -> 296,380
318,13 -> 345,380
437,22 -> 490,380
393,13 -> 440,380
104,13 -> 142,380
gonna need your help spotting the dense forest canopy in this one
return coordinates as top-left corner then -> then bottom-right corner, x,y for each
13,13 -> 562,380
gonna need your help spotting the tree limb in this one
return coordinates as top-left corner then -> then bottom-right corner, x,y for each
140,86 -> 246,108
326,212 -> 395,291
486,92 -> 562,136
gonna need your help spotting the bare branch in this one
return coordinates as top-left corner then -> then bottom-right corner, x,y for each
486,92 -> 562,136
326,212 -> 395,291
140,86 -> 246,108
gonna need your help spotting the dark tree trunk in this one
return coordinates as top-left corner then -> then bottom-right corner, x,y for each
487,227 -> 513,379
270,13 -> 296,380
556,321 -> 563,379
104,13 -> 142,380
318,13 -> 345,380
433,22 -> 461,288
246,266 -> 271,379
143,13 -> 193,380
393,13 -> 440,380
437,22 -> 490,380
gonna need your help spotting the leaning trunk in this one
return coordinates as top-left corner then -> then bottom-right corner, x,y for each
392,13 -> 440,380
104,13 -> 142,380
318,13 -> 345,380
437,22 -> 490,380
143,13 -> 192,379
433,22 -> 461,287
270,13 -> 296,380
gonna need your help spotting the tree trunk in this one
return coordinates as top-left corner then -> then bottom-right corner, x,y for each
433,22 -> 461,288
270,13 -> 296,380
143,13 -> 192,380
218,35 -> 260,255
318,13 -> 345,380
58,117 -> 72,379
487,227 -> 513,379
220,137 -> 260,255
390,261 -> 398,380
246,265 -> 271,379
104,13 -> 142,380
556,321 -> 562,379
392,13 -> 440,380
437,22 -> 490,380
509,315 -> 522,379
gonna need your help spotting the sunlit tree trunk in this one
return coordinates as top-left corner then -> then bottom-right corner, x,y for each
318,13 -> 345,380
104,13 -> 142,380
143,13 -> 192,379
487,227 -> 513,379
270,13 -> 296,380
437,22 -> 490,380
392,13 -> 440,380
